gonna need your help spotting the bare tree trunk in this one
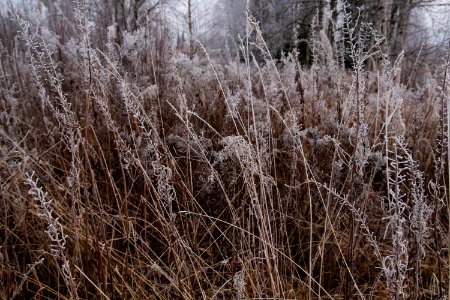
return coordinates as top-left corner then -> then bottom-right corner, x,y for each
132,0 -> 146,31
116,0 -> 127,31
188,0 -> 194,59
397,0 -> 412,55
379,0 -> 388,38
389,0 -> 412,58
317,0 -> 323,28
113,0 -> 125,44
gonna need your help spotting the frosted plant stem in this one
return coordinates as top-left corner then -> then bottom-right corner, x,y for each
444,42 -> 450,300
10,258 -> 45,300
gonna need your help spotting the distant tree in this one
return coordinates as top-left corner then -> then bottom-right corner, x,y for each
213,0 -> 441,68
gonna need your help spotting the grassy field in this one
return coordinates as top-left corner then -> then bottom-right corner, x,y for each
1,2 -> 449,299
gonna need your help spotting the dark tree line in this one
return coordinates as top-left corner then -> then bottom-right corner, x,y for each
210,0 -> 445,67
1,0 -> 446,68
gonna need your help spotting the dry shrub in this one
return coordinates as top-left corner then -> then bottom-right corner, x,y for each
1,2 -> 449,299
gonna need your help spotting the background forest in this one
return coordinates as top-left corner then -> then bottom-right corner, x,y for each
1,0 -> 450,299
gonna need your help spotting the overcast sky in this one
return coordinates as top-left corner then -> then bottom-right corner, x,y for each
419,0 -> 450,44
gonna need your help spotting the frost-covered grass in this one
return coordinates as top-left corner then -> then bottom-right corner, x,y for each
0,2 -> 449,300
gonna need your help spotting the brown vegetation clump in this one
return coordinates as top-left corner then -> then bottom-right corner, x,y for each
0,1 -> 449,299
